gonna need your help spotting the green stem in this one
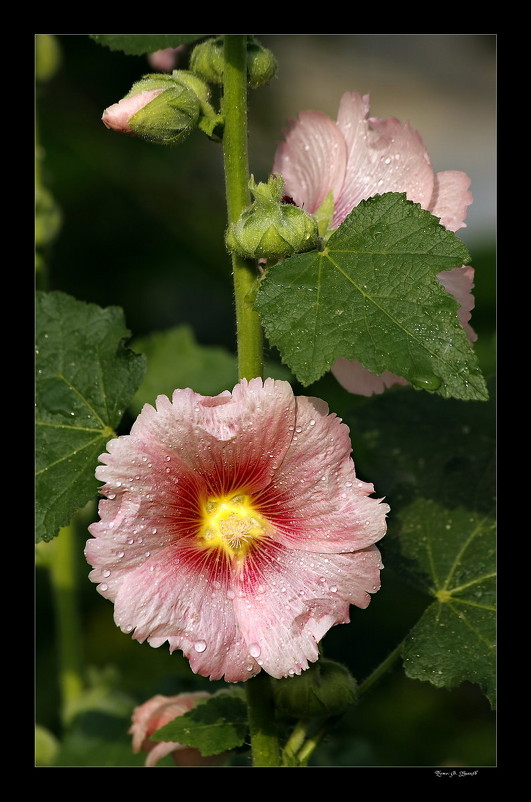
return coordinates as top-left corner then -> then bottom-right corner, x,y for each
283,720 -> 309,760
222,34 -> 263,381
356,640 -> 404,699
245,672 -> 281,766
222,34 -> 277,766
47,523 -> 84,724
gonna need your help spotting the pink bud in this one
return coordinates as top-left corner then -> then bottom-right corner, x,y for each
101,88 -> 165,134
129,693 -> 227,767
147,46 -> 185,73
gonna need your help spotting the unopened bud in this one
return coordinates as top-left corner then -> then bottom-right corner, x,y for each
102,72 -> 212,145
190,36 -> 277,88
272,659 -> 358,719
246,37 -> 277,88
226,174 -> 319,260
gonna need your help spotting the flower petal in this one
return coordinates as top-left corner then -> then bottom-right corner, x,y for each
235,541 -> 383,678
273,110 -> 347,216
258,395 -> 389,552
334,92 -> 435,226
102,89 -> 165,134
130,378 -> 296,496
429,170 -> 472,232
331,358 -> 408,396
437,265 -> 477,342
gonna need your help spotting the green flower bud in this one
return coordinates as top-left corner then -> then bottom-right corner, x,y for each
102,72 -> 213,146
246,37 -> 277,88
272,659 -> 358,719
226,174 -> 319,260
190,37 -> 224,85
190,36 -> 277,88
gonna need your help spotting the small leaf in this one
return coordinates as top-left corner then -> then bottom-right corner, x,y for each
90,34 -> 209,56
256,193 -> 487,401
152,692 -> 248,756
130,325 -> 292,415
36,291 -> 145,542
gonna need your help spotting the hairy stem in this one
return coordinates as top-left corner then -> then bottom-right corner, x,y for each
222,34 -> 263,381
245,672 -> 281,766
222,34 -> 278,766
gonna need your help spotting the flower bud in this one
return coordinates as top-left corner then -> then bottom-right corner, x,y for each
226,174 -> 319,260
190,36 -> 277,88
272,659 -> 358,719
190,37 -> 224,84
246,37 -> 277,88
102,72 -> 212,145
130,692 -> 228,767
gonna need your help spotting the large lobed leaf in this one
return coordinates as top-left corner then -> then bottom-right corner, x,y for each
256,193 -> 487,401
399,499 -> 495,707
35,291 -> 145,542
89,34 -> 209,56
152,692 -> 248,756
347,382 -> 495,706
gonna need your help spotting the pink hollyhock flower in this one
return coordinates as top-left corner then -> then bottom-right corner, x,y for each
130,692 -> 226,766
273,92 -> 475,396
102,89 -> 165,135
85,378 -> 388,682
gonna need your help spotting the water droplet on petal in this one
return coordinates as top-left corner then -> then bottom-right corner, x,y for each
100,583 -> 108,591
330,585 -> 338,593
194,640 -> 207,653
102,569 -> 111,578
226,589 -> 235,600
249,643 -> 261,658
116,551 -> 125,559
309,419 -> 316,426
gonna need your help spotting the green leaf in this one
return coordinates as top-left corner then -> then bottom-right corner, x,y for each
152,692 -> 248,756
347,382 -> 496,706
36,291 -> 145,542
256,193 -> 487,401
89,34 -> 209,56
130,325 -> 292,415
400,500 -> 496,708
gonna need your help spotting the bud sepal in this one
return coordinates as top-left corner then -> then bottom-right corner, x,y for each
226,174 -> 319,260
272,659 -> 358,719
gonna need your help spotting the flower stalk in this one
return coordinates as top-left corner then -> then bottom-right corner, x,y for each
221,34 -> 275,766
222,35 -> 263,381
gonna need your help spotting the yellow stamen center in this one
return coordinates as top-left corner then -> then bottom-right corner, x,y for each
198,493 -> 266,558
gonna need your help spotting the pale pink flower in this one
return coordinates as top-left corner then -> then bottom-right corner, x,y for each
85,378 -> 388,682
130,692 -> 225,766
148,46 -> 185,73
102,89 -> 165,135
274,92 -> 475,396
